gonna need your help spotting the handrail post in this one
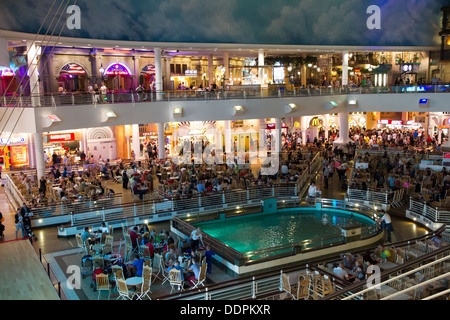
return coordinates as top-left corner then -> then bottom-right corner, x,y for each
102,207 -> 105,221
71,93 -> 75,105
252,276 -> 256,299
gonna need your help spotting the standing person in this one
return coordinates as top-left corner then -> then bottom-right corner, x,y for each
379,210 -> 394,243
122,170 -> 129,189
100,82 -> 107,103
38,176 -> 47,196
204,245 -> 215,274
80,150 -> 86,165
323,165 -> 330,189
189,227 -> 204,250
308,182 -> 317,198
15,208 -> 24,238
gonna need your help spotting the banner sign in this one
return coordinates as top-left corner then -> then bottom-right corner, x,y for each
49,133 -> 75,142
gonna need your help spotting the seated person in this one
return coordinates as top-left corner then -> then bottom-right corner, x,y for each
185,257 -> 200,284
81,227 -> 96,245
131,255 -> 145,277
165,246 -> 177,266
333,262 -> 350,281
98,222 -> 109,234
431,235 -> 443,247
354,265 -> 366,283
340,252 -> 355,270
167,260 -> 184,281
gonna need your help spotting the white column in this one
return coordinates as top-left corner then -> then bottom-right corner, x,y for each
334,112 -> 349,145
132,124 -> 140,160
157,123 -> 165,159
208,54 -> 214,88
28,133 -> 36,168
301,116 -> 309,145
224,120 -> 232,154
154,48 -> 163,101
223,51 -> 229,88
34,132 -> 46,180
27,41 -> 41,106
438,128 -> 443,145
342,51 -> 349,87
258,49 -> 265,86
0,37 -> 9,67
274,117 -> 282,153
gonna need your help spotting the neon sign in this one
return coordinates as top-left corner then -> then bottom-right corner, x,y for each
1,68 -> 15,77
103,62 -> 132,76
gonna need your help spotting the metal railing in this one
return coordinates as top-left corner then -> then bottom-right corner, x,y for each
407,197 -> 450,232
347,187 -> 389,205
2,85 -> 450,108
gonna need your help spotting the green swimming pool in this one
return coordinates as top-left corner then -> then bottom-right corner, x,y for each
193,208 -> 375,254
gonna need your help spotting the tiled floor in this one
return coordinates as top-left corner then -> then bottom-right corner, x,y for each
0,165 -> 430,300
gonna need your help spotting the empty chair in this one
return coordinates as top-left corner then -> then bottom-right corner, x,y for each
281,273 -> 297,300
136,276 -> 152,300
169,269 -> 184,293
96,273 -> 111,300
116,278 -> 134,300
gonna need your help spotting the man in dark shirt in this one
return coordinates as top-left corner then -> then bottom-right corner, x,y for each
129,226 -> 140,250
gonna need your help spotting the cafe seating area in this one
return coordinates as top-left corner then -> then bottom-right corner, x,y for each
73,220 -> 213,300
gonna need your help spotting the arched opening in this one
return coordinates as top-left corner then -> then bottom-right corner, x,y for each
58,63 -> 88,92
103,62 -> 133,92
140,64 -> 155,90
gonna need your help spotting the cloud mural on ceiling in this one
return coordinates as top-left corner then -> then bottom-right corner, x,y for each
0,0 -> 446,46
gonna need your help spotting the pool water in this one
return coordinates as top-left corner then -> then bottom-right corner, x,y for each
194,209 -> 374,253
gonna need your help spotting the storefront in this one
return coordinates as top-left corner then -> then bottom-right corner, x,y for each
170,69 -> 200,90
0,67 -> 18,95
103,62 -> 133,91
0,135 -> 30,168
58,63 -> 88,92
43,131 -> 81,159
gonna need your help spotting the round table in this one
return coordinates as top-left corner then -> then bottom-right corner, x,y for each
126,276 -> 143,287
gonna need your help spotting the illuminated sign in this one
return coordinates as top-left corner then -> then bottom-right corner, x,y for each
10,145 -> 29,167
184,70 -> 198,76
1,68 -> 15,77
0,137 -> 25,145
377,120 -> 403,125
104,62 -> 132,76
48,132 -> 75,142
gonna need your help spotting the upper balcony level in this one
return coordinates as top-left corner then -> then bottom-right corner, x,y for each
1,85 -> 449,134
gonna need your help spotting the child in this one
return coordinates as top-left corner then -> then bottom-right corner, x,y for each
204,245 -> 215,274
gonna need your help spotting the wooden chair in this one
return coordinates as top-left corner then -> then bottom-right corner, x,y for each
142,265 -> 152,280
92,255 -> 104,269
75,234 -> 86,255
169,269 -> 184,293
281,273 -> 297,300
102,235 -> 114,254
297,273 -> 310,300
321,275 -> 334,297
96,273 -> 110,300
190,263 -> 207,289
116,278 -> 133,300
111,265 -> 123,281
